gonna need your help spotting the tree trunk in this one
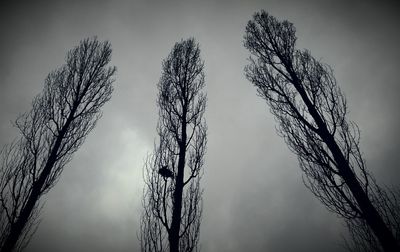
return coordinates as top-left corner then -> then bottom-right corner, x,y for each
2,144 -> 59,252
324,132 -> 399,252
290,71 -> 399,252
2,180 -> 43,252
1,117 -> 73,252
169,120 -> 187,252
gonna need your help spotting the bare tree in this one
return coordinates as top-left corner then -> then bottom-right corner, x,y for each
0,37 -> 116,252
243,10 -> 399,252
140,38 -> 207,252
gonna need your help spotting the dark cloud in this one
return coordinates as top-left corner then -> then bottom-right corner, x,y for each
0,0 -> 399,251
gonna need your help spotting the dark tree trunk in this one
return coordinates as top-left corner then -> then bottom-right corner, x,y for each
324,133 -> 399,252
2,179 -> 43,252
293,74 -> 399,252
1,116 -> 73,252
169,120 -> 187,252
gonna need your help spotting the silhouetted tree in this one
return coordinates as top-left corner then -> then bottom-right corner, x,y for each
140,38 -> 207,252
243,10 -> 399,252
0,37 -> 116,252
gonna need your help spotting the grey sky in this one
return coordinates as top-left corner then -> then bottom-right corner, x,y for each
0,0 -> 399,251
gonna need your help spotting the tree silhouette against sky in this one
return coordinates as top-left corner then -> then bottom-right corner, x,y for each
244,10 -> 399,252
0,37 -> 116,252
140,38 -> 207,252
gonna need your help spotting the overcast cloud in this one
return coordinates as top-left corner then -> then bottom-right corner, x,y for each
0,0 -> 399,251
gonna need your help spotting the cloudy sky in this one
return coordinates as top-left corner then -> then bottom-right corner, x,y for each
1,0 -> 399,251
